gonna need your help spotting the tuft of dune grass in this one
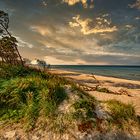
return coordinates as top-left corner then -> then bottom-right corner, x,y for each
105,99 -> 139,130
106,99 -> 135,121
0,65 -> 68,130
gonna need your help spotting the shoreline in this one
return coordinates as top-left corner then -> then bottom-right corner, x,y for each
49,68 -> 140,84
50,65 -> 140,81
49,68 -> 140,115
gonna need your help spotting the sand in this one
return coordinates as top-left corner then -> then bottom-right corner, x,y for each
49,69 -> 140,115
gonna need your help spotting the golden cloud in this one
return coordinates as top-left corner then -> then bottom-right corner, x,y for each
30,26 -> 52,36
63,0 -> 94,8
69,15 -> 117,35
44,56 -> 86,65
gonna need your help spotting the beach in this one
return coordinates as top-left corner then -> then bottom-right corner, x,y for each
1,65 -> 140,139
50,69 -> 140,115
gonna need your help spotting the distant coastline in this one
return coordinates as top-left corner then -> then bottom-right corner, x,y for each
51,65 -> 140,81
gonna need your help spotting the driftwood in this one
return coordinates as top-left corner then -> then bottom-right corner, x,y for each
74,73 -> 132,97
78,83 -> 132,96
53,72 -> 132,97
78,83 -> 98,91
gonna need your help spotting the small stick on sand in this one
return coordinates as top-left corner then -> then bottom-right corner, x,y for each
90,73 -> 102,90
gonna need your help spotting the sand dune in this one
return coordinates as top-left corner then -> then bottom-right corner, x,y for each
50,69 -> 140,115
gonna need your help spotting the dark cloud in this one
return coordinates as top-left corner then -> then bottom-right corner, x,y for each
0,0 -> 140,65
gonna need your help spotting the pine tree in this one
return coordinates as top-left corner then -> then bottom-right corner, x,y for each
0,10 -> 23,65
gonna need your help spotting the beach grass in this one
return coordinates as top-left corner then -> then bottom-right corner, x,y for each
0,64 -> 140,138
0,64 -> 68,130
105,99 -> 138,129
72,98 -> 96,120
106,99 -> 135,120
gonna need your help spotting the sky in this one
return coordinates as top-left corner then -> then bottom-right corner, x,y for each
0,0 -> 140,65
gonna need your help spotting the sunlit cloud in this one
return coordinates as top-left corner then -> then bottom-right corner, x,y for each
16,36 -> 33,48
63,0 -> 94,8
129,0 -> 140,9
85,51 -> 140,57
135,16 -> 140,20
42,0 -> 47,6
1,0 -> 139,65
69,15 -> 117,35
30,26 -> 52,36
125,24 -> 133,29
44,56 -> 86,65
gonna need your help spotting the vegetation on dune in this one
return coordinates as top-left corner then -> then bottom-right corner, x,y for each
0,64 -> 38,79
105,99 -> 139,130
0,65 -> 140,128
0,65 -> 68,130
73,98 -> 96,121
106,100 -> 135,121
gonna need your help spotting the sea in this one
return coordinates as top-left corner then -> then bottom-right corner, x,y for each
51,65 -> 140,81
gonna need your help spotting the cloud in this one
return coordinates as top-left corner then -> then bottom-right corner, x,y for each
1,0 -> 140,65
42,0 -> 47,6
125,24 -> 133,29
135,16 -> 140,20
44,56 -> 86,65
84,50 -> 140,57
16,36 -> 33,48
30,26 -> 52,36
29,22 -> 140,65
81,54 -> 140,65
62,0 -> 94,8
129,0 -> 140,9
69,15 -> 117,35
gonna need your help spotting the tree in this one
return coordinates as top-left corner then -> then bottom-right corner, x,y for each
36,59 -> 47,71
23,58 -> 31,65
0,10 -> 10,37
0,37 -> 19,65
0,10 -> 23,65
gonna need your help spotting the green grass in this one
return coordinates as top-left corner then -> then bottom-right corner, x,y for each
71,98 -> 98,133
0,64 -> 139,134
72,98 -> 96,121
0,64 -> 68,130
105,99 -> 136,129
106,100 -> 135,121
1,64 -> 96,132
0,64 -> 37,79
